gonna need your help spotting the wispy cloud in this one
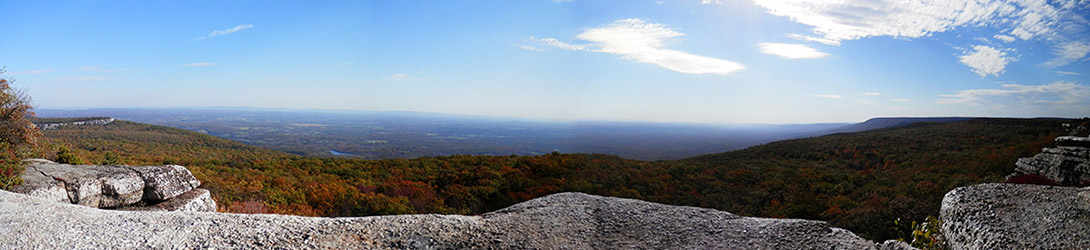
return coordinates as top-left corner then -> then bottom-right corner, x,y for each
862,92 -> 881,96
892,98 -> 910,102
757,43 -> 829,59
183,62 -> 215,67
751,0 -> 1088,76
77,66 -> 126,73
1055,71 -> 1081,76
388,73 -> 429,82
959,45 -> 1014,78
196,24 -> 254,40
937,81 -> 1090,105
516,44 -> 546,52
6,69 -> 52,75
993,34 -> 1016,43
532,37 -> 588,51
786,33 -> 840,46
536,19 -> 744,75
58,76 -> 108,81
1046,41 -> 1090,67
813,94 -> 842,99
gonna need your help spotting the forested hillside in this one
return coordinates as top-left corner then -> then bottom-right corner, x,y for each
40,117 -> 1083,240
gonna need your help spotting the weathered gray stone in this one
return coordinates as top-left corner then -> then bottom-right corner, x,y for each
9,163 -> 69,203
877,240 -> 918,250
17,161 -> 144,208
940,183 -> 1090,249
1009,138 -> 1090,186
0,191 -> 892,249
127,165 -> 201,201
1055,136 -> 1090,148
120,189 -> 216,212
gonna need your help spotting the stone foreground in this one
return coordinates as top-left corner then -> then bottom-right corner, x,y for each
941,183 -> 1090,249
0,190 -> 909,249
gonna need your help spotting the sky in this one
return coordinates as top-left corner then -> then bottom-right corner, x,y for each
2,0 -> 1088,124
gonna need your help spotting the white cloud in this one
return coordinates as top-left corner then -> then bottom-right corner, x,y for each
533,37 -> 589,51
892,98 -> 911,102
701,0 -> 722,5
786,33 -> 841,46
197,24 -> 254,40
757,43 -> 829,59
388,73 -> 429,82
1046,41 -> 1090,66
752,0 -> 1089,75
58,76 -> 108,81
813,94 -> 842,99
752,0 -> 1073,43
937,81 -> 1090,105
1055,71 -> 1081,76
537,19 -> 745,75
863,92 -> 881,96
77,66 -> 126,73
183,62 -> 215,67
993,34 -> 1016,43
959,45 -> 1014,78
516,44 -> 546,52
6,69 -> 52,75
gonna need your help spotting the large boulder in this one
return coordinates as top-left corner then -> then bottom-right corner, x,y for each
13,160 -> 209,211
940,183 -> 1090,249
0,190 -> 906,249
20,161 -> 144,208
126,165 -> 201,201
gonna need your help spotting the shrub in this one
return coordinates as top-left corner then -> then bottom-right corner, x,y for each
1004,174 -> 1057,186
55,145 -> 83,165
896,216 -> 947,250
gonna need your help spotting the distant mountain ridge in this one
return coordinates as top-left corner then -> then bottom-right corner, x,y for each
818,117 -> 976,135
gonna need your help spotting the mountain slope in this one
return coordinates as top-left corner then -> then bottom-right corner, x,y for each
818,117 -> 974,135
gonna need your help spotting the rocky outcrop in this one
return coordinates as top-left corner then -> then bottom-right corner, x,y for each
1008,136 -> 1090,186
34,117 -> 115,130
941,135 -> 1090,249
0,190 -> 910,249
11,159 -> 214,212
940,183 -> 1090,249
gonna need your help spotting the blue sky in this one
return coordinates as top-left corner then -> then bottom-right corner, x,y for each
2,0 -> 1088,124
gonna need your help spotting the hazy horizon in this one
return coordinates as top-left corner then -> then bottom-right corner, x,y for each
4,1 -> 1088,124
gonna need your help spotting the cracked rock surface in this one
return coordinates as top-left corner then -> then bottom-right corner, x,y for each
0,191 -> 906,249
941,183 -> 1090,249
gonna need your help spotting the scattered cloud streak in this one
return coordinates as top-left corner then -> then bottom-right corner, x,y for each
937,81 -> 1090,105
388,73 -> 429,82
863,92 -> 881,96
1055,71 -> 1081,76
197,24 -> 254,40
757,43 -> 829,59
6,69 -> 52,75
77,66 -> 126,73
959,45 -> 1014,78
813,94 -> 842,99
1046,41 -> 1090,66
752,0 -> 1090,76
58,76 -> 108,81
516,44 -> 546,52
536,19 -> 744,75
